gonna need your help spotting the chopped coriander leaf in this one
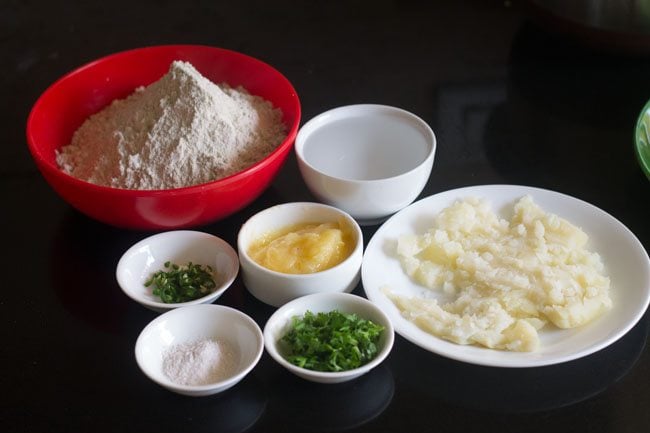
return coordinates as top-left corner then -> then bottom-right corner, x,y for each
280,310 -> 384,372
144,261 -> 216,303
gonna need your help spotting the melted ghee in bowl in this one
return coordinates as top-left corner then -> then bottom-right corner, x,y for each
248,220 -> 355,274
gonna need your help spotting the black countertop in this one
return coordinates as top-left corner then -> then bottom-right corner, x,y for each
3,1 -> 650,432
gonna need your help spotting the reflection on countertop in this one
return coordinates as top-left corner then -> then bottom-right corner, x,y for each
263,363 -> 395,431
391,317 -> 647,413
524,0 -> 650,53
152,375 -> 268,433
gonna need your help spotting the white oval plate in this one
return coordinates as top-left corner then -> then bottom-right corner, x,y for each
361,185 -> 650,367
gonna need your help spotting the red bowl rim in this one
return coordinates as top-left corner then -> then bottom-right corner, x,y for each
25,44 -> 301,197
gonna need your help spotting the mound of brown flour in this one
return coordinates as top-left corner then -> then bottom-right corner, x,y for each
56,61 -> 287,190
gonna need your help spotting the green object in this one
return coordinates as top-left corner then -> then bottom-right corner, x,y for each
280,310 -> 384,372
144,261 -> 216,303
634,102 -> 650,181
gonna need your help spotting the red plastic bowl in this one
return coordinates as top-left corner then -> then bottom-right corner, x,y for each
26,45 -> 301,230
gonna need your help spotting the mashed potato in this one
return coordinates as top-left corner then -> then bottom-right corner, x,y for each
387,195 -> 612,352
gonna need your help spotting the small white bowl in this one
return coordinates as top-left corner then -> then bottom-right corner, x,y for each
237,202 -> 363,307
295,104 -> 436,225
116,230 -> 239,312
263,292 -> 394,384
135,304 -> 264,397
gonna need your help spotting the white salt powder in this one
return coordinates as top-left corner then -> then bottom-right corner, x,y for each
162,338 -> 236,386
56,61 -> 287,190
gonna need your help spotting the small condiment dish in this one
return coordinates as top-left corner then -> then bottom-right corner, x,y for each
237,202 -> 363,307
295,104 -> 436,225
263,292 -> 394,384
116,230 -> 239,312
135,304 -> 264,397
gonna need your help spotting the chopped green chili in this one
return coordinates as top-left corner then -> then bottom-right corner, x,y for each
144,261 -> 216,303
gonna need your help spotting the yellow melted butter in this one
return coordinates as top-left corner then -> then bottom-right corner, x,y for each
248,220 -> 355,274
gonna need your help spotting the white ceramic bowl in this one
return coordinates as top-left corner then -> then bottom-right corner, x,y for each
295,104 -> 436,225
263,292 -> 394,384
135,304 -> 264,396
237,202 -> 363,307
116,230 -> 239,312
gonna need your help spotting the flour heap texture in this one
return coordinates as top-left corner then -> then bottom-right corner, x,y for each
56,61 -> 287,190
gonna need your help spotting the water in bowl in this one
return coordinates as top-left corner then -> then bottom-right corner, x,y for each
302,114 -> 431,181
